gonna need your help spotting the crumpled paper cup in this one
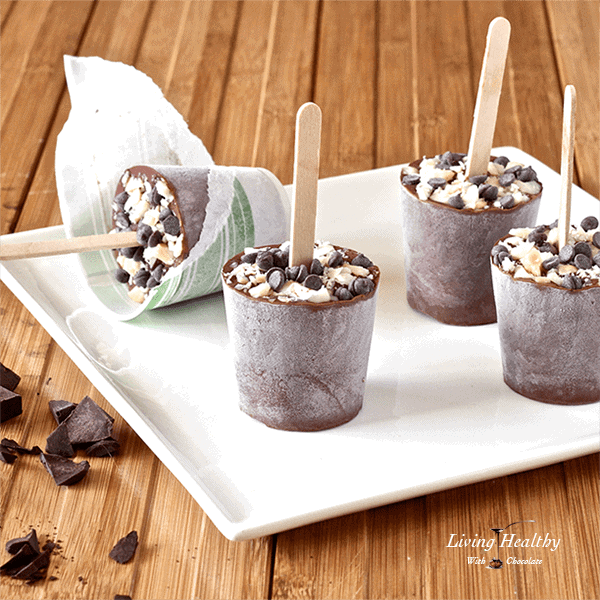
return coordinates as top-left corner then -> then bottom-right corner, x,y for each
55,56 -> 290,320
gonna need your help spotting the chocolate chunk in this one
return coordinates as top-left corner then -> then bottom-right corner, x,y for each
335,287 -> 353,301
527,230 -> 547,245
558,244 -> 575,263
48,400 -> 77,425
0,386 -> 22,423
0,362 -> 20,391
310,258 -> 324,276
493,156 -> 510,167
12,543 -> 54,580
40,454 -> 90,486
132,247 -> 145,263
542,256 -> 560,272
469,175 -> 487,186
447,194 -> 464,209
573,241 -> 592,258
402,174 -> 420,186
135,223 -> 152,246
350,277 -> 375,296
328,250 -> 344,268
266,267 -> 286,293
0,448 -> 17,464
149,186 -> 163,207
109,531 -> 138,564
85,438 -> 120,457
498,194 -> 515,209
133,269 -> 151,288
574,253 -> 593,270
148,230 -> 163,248
580,216 -> 598,231
65,396 -> 113,445
478,184 -> 498,201
120,246 -> 138,259
592,232 -> 600,249
303,274 -> 323,290
256,251 -> 274,272
115,191 -> 129,208
115,213 -> 130,230
6,529 -> 40,556
114,595 -> 132,600
0,544 -> 38,575
115,268 -> 129,284
241,251 -> 258,264
45,423 -> 74,458
351,253 -> 373,268
516,166 -> 537,182
1,438 -> 42,455
162,214 -> 181,237
427,177 -> 447,190
498,173 -> 516,187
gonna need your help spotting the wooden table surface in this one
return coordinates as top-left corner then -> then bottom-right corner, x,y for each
1,1 -> 599,599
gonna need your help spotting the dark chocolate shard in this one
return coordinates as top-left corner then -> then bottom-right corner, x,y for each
0,386 -> 22,423
85,437 -> 120,457
0,448 -> 18,464
49,400 -> 78,424
114,595 -> 132,600
1,439 -> 42,455
6,529 -> 40,555
0,362 -> 21,391
40,453 -> 90,486
45,423 -> 75,458
109,531 -> 138,564
65,396 -> 113,445
12,543 -> 54,580
0,544 -> 39,576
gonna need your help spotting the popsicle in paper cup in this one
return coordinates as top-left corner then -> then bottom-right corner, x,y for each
55,55 -> 290,319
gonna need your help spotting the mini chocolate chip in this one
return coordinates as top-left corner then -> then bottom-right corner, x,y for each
148,230 -> 162,247
120,246 -> 138,259
335,287 -> 353,301
574,241 -> 592,258
493,156 -> 510,167
133,247 -> 145,262
296,264 -> 308,283
241,251 -> 258,264
542,256 -> 560,271
256,251 -> 274,271
266,267 -> 286,292
469,175 -> 487,186
310,258 -> 324,276
427,177 -> 447,190
133,269 -> 150,288
115,213 -> 130,229
328,250 -> 344,268
479,184 -> 498,201
580,216 -> 598,231
538,243 -> 557,255
115,191 -> 129,208
574,253 -> 593,270
162,214 -> 181,236
351,277 -> 375,296
491,244 -> 509,258
447,194 -> 464,209
558,244 -> 575,263
351,253 -> 373,268
303,274 -> 322,290
115,268 -> 129,284
527,230 -> 547,245
402,174 -> 420,186
562,274 -> 583,290
146,277 -> 160,289
593,232 -> 600,249
151,264 -> 165,281
498,173 -> 516,187
149,186 -> 163,207
136,223 -> 152,246
498,194 -> 515,209
285,266 -> 300,281
272,250 -> 288,269
517,166 -> 537,182
159,207 -> 173,222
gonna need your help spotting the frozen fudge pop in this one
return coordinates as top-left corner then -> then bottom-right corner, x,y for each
110,165 -> 289,310
491,216 -> 600,404
399,152 -> 542,325
222,241 -> 380,431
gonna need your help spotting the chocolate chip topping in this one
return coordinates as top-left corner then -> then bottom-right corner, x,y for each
402,174 -> 420,186
256,251 -> 274,272
136,223 -> 152,246
427,177 -> 447,190
516,166 -> 537,182
581,216 -> 598,231
493,156 -> 510,167
162,214 -> 181,237
469,175 -> 487,186
266,267 -> 286,292
303,274 -> 323,290
559,244 -> 575,263
447,194 -> 464,209
498,194 -> 515,209
351,253 -> 373,268
328,250 -> 344,268
310,258 -> 324,275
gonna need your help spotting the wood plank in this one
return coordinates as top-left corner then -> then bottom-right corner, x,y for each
313,0 -> 377,177
546,0 -> 599,199
0,1 -> 94,235
0,0 -> 15,25
252,0 -> 319,185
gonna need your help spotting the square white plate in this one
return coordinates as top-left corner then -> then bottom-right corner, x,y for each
2,147 -> 599,541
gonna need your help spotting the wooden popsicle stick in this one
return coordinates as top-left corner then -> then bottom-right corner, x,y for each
465,17 -> 511,179
289,102 -> 322,268
558,85 -> 577,250
0,230 -> 138,260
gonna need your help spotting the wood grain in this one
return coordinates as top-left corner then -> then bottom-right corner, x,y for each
1,2 -> 598,600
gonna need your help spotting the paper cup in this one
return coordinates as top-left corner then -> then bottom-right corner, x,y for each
491,263 -> 600,404
399,172 -> 542,326
222,246 -> 380,431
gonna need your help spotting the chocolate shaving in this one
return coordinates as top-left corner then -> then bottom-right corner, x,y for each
109,531 -> 138,564
40,453 -> 90,486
